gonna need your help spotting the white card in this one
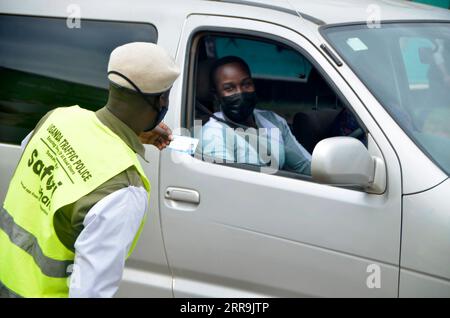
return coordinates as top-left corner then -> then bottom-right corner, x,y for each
166,135 -> 199,155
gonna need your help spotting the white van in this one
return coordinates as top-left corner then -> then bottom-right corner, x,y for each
0,0 -> 449,297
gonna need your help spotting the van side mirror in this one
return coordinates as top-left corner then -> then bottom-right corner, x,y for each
311,137 -> 386,193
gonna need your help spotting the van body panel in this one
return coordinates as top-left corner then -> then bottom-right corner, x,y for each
401,179 -> 450,281
399,269 -> 450,297
0,145 -> 21,203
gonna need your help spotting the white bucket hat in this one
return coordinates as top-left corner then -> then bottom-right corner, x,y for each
107,42 -> 180,94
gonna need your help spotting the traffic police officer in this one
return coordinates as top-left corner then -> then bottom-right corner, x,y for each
0,42 -> 180,297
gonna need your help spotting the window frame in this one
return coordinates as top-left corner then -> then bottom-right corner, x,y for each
182,27 -> 369,184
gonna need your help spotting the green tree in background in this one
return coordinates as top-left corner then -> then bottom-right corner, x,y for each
411,0 -> 450,9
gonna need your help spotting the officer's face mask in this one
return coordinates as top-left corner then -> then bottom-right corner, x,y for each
219,91 -> 257,124
142,91 -> 169,132
108,70 -> 169,132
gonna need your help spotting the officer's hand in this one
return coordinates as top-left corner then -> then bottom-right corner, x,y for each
139,122 -> 173,150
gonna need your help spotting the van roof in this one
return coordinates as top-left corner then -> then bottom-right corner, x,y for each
2,0 -> 450,27
209,0 -> 450,25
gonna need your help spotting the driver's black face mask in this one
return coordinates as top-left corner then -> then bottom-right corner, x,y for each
219,91 -> 257,124
108,71 -> 169,132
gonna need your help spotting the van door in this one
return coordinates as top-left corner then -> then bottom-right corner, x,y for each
160,15 -> 402,297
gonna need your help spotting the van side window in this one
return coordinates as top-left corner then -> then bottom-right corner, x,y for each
0,15 -> 157,145
190,33 -> 366,181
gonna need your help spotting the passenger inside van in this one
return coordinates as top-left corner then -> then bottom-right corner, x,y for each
201,56 -> 312,175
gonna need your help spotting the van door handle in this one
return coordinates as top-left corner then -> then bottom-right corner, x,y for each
164,187 -> 200,204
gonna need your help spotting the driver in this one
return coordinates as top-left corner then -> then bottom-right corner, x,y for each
201,56 -> 311,175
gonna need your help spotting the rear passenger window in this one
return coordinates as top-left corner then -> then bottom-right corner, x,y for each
188,33 -> 366,181
214,37 -> 313,82
0,15 -> 157,145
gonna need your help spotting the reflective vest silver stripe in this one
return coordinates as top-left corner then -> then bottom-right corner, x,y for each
0,206 -> 72,278
0,279 -> 22,298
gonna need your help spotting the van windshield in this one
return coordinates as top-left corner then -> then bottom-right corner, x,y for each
323,22 -> 450,176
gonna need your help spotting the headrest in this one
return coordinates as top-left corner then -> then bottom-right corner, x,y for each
293,109 -> 341,153
196,59 -> 215,103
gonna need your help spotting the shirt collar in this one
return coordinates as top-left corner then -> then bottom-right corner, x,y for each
95,107 -> 147,161
211,110 -> 273,128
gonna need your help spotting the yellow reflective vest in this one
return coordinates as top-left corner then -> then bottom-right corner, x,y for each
0,106 -> 150,298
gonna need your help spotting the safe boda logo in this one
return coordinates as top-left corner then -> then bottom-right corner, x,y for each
27,148 -> 63,208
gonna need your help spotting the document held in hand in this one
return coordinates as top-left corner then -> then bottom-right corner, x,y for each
166,135 -> 199,155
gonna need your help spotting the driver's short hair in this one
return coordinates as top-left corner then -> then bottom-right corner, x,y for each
210,56 -> 252,91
